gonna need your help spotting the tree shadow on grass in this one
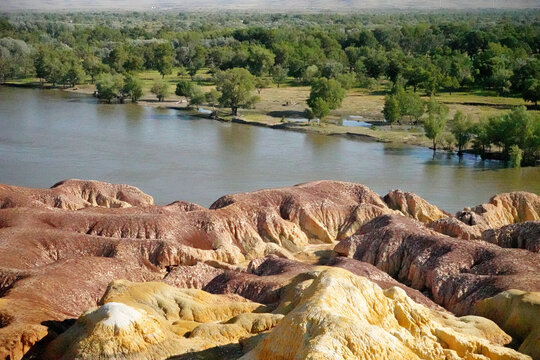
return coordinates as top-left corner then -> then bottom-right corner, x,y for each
266,110 -> 306,119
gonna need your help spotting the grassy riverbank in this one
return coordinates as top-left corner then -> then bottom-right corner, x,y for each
3,69 -> 537,150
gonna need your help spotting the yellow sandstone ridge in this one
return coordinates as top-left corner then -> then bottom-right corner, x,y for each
384,189 -> 450,223
242,268 -> 530,360
43,269 -> 532,360
429,192 -> 540,240
472,192 -> 540,228
476,290 -> 540,360
44,280 -> 279,360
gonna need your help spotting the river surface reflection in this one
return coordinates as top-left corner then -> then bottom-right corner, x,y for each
0,86 -> 538,212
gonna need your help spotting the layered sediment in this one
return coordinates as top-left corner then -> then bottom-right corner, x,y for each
0,180 -> 538,360
334,215 -> 540,315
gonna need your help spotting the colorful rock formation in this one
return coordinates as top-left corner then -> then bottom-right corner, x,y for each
334,215 -> 540,315
481,221 -> 540,252
0,180 -> 538,359
476,290 -> 540,360
384,189 -> 450,223
244,268 -> 527,360
430,192 -> 540,240
44,280 -> 280,360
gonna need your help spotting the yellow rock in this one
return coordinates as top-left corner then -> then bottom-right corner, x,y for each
476,290 -> 540,360
43,271 -> 533,360
385,190 -> 450,223
242,268 -> 530,360
44,280 -> 277,360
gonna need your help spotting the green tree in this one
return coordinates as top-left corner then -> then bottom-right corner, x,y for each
34,47 -> 66,87
82,53 -> 108,84
271,65 -> 288,88
302,65 -> 319,84
151,79 -> 170,102
522,78 -> 540,107
122,74 -> 144,103
215,68 -> 257,116
393,86 -> 424,123
205,88 -> 221,109
106,46 -> 128,73
320,60 -> 344,79
403,56 -> 425,93
450,111 -> 473,155
186,46 -> 206,79
306,97 -> 330,120
34,47 -> 49,84
499,107 -> 539,162
46,56 -> 66,87
335,73 -> 356,90
424,97 -> 449,151
63,58 -> 86,87
509,145 -> 523,167
471,119 -> 491,155
188,85 -> 205,108
307,78 -> 345,113
175,80 -> 194,98
490,64 -> 513,96
0,38 -> 32,82
420,61 -> 443,95
402,92 -> 425,122
255,77 -> 271,94
155,43 -> 174,78
383,95 -> 401,124
248,45 -> 275,76
363,48 -> 388,79
96,73 -> 124,103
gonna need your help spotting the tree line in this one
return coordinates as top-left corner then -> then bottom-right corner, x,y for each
382,84 -> 540,166
0,11 -> 539,105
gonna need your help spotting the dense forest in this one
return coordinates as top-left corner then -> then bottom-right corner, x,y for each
0,11 -> 539,165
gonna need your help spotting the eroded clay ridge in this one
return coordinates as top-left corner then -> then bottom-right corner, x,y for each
0,179 -> 538,359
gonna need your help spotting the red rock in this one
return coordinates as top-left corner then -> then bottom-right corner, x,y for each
0,179 -> 154,210
481,221 -> 540,253
334,215 -> 540,315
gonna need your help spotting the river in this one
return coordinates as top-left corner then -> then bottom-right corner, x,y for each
0,86 -> 538,213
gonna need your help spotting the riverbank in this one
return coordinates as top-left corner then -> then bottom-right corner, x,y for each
2,82 -> 435,149
4,80 -> 536,155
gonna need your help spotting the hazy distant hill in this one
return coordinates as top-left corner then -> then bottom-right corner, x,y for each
3,0 -> 540,11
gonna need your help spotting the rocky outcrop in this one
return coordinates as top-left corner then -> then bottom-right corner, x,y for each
0,179 -> 154,210
428,217 -> 484,240
41,269 -> 530,360
1,180 -> 539,359
481,222 -> 540,252
475,290 -> 540,360
0,180 -> 399,359
44,280 -> 280,360
0,257 -> 161,360
242,268 -> 528,360
466,192 -> 540,228
334,215 -> 540,315
163,256 -> 444,311
430,192 -> 540,240
384,189 -> 450,223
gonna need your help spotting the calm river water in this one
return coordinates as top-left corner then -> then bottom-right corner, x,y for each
0,86 -> 538,213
